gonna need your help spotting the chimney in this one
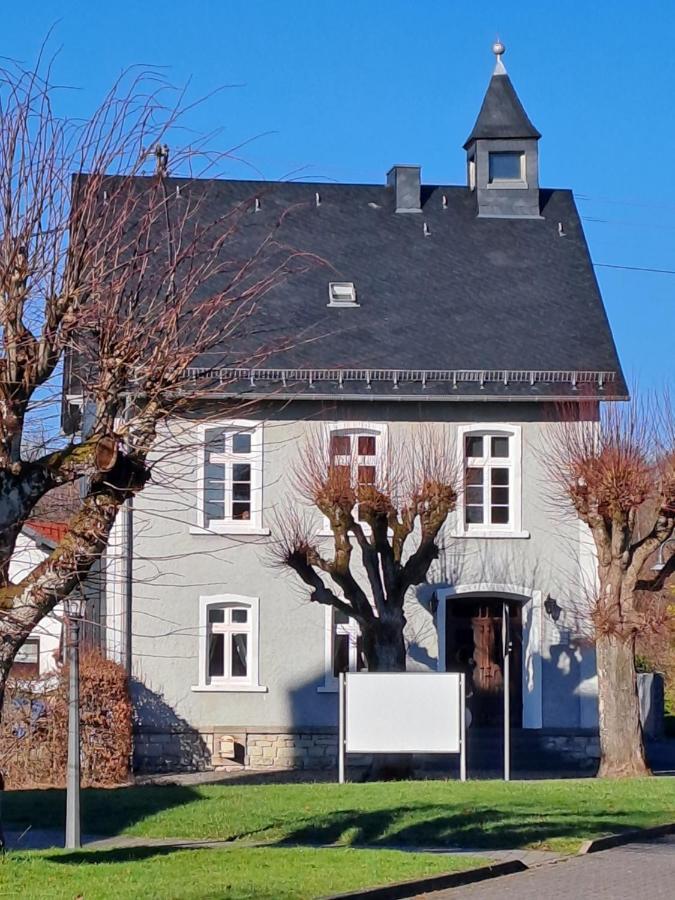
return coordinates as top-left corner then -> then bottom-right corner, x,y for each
387,165 -> 421,213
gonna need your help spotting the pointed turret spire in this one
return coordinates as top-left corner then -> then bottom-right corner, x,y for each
463,43 -> 542,218
463,42 -> 540,149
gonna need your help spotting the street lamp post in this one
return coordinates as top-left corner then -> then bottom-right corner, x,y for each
65,594 -> 86,850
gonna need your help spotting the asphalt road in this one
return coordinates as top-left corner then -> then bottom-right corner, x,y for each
416,836 -> 675,899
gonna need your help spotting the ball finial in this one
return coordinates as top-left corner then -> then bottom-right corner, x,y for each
492,40 -> 505,58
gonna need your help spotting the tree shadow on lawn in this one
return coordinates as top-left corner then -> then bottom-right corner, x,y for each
1,784 -> 202,837
43,845 -> 198,866
273,804 -> 644,851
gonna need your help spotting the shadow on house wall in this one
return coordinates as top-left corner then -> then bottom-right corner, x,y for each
131,680 -> 211,773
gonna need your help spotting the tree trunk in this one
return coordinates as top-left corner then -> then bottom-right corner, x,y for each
596,632 -> 650,777
362,617 -> 407,673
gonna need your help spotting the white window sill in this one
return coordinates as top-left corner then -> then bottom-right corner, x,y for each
191,683 -> 268,693
190,524 -> 271,537
453,529 -> 530,540
317,684 -> 338,693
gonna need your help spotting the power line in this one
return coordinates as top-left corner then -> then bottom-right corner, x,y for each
593,262 -> 675,276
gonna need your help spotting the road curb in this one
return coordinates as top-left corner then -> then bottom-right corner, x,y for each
322,860 -> 528,900
578,821 -> 675,855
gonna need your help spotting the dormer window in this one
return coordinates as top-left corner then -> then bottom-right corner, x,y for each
328,282 -> 358,307
488,151 -> 524,183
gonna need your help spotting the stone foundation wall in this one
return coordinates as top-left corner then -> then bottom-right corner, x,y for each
134,726 -> 338,773
133,725 -> 603,774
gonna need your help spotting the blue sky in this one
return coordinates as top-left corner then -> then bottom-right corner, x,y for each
8,1 -> 675,386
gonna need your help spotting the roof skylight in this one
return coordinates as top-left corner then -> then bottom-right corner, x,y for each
328,282 -> 358,307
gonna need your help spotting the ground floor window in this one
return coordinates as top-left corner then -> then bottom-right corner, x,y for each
195,595 -> 264,691
207,604 -> 251,682
322,607 -> 367,690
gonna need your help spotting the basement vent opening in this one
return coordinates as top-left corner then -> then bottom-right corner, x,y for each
328,282 -> 358,307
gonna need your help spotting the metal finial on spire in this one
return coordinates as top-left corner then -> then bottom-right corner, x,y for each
492,39 -> 507,74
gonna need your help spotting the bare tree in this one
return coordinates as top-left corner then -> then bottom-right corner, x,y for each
546,396 -> 675,777
0,55 -> 318,795
274,428 -> 459,671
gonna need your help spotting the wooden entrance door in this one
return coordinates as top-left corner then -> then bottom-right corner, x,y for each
445,598 -> 522,727
472,606 -> 503,725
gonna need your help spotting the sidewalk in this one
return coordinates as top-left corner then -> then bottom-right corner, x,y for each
3,826 -> 563,869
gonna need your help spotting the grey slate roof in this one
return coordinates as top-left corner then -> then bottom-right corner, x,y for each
464,71 -> 541,147
175,177 -> 626,400
65,174 -> 627,403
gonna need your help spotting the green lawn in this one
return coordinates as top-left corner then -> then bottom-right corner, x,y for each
4,777 -> 675,855
0,846 -> 483,900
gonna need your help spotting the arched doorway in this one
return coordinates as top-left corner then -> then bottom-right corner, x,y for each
436,585 -> 543,730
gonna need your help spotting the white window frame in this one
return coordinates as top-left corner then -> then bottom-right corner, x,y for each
191,420 -> 269,535
454,424 -> 528,539
318,605 -> 367,692
192,594 -> 267,692
318,421 -> 388,536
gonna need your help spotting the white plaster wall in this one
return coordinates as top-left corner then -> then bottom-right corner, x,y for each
10,533 -> 64,674
118,400 -> 596,733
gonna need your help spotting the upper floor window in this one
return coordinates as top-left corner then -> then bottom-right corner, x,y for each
488,151 -> 524,183
194,595 -> 265,692
197,422 -> 263,532
457,425 -> 526,538
324,423 -> 387,527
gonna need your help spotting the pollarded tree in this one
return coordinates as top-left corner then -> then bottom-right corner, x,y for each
275,428 -> 459,672
0,56 -> 316,818
547,397 -> 675,777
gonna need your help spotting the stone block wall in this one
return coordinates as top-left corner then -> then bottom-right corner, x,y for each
246,732 -> 337,769
133,725 -> 338,773
133,724 -> 604,775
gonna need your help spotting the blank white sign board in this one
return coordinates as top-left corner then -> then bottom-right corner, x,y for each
345,672 -> 461,754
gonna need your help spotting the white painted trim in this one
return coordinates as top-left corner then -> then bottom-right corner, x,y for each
194,593 -> 265,691
435,583 -> 543,729
194,419 -> 264,531
318,603 -> 364,692
189,525 -> 271,537
105,510 -> 126,665
454,423 -> 524,538
191,684 -> 268,693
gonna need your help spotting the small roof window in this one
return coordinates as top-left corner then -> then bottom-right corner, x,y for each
328,282 -> 358,308
488,151 -> 524,183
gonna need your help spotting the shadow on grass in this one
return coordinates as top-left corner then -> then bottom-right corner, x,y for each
45,845 -> 201,866
1,784 -> 202,836
272,804 -> 646,851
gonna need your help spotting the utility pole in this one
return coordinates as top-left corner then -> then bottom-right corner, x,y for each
65,601 -> 83,849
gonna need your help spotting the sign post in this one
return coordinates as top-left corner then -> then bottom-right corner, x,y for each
338,672 -> 346,784
460,672 -> 467,782
502,602 -> 511,782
